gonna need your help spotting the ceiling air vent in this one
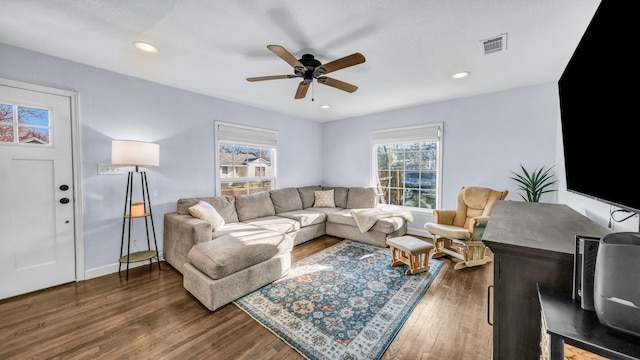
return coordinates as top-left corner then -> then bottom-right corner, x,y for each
481,33 -> 507,55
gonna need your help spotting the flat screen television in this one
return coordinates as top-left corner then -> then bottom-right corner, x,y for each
559,0 -> 638,214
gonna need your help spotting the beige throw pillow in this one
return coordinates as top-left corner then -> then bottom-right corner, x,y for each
313,189 -> 336,208
189,200 -> 225,231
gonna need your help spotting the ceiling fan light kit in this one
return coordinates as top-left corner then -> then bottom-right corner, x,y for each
246,44 -> 365,100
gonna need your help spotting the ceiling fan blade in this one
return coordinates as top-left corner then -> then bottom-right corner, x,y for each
295,81 -> 310,99
267,45 -> 305,70
314,53 -> 365,77
247,75 -> 297,82
317,77 -> 358,93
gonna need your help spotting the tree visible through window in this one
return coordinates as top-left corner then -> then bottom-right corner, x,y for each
372,124 -> 442,210
0,103 -> 50,145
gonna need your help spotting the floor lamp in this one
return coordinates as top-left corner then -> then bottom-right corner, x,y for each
112,140 -> 161,280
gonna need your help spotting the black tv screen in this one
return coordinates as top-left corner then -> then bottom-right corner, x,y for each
559,0 -> 639,214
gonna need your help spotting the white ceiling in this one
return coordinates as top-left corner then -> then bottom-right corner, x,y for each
0,0 -> 601,122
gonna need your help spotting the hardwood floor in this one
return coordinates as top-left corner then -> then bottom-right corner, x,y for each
0,236 -> 493,360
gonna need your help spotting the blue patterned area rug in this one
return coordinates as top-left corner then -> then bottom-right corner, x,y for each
234,239 -> 443,360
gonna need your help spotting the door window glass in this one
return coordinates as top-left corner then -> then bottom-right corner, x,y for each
0,103 -> 50,145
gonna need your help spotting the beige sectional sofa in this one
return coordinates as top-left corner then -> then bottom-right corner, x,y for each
163,185 -> 409,311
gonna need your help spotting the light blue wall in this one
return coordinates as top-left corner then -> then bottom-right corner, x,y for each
323,84 -> 560,234
324,83 -> 560,194
1,42 -> 636,278
324,84 -> 639,235
0,43 -> 324,276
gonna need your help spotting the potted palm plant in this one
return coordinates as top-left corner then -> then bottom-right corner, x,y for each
510,164 -> 557,202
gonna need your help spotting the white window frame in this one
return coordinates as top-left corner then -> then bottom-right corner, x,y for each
0,103 -> 52,146
370,123 -> 443,212
215,121 -> 278,195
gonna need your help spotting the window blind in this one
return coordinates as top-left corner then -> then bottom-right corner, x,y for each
371,123 -> 441,144
217,123 -> 278,147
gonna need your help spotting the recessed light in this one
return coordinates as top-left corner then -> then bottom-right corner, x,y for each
321,105 -> 330,109
452,71 -> 470,79
133,41 -> 159,53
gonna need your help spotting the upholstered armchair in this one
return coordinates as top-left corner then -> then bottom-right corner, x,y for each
424,186 -> 508,270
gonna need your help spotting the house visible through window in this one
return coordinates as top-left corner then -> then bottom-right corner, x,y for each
0,103 -> 51,145
215,122 -> 277,196
371,123 -> 442,210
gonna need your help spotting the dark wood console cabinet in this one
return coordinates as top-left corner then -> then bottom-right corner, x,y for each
483,201 -> 610,360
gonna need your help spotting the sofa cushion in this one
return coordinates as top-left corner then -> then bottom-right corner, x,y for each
313,189 -> 336,208
188,229 -> 293,280
297,185 -> 322,208
327,209 -> 405,234
322,186 -> 348,208
326,209 -> 359,227
177,196 -> 239,223
277,209 -> 327,227
242,216 -> 300,234
235,191 -> 276,221
188,201 -> 225,231
304,207 -> 343,215
269,188 -> 303,213
211,222 -> 264,239
346,187 -> 378,209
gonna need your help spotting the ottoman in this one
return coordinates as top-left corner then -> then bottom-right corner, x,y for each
387,235 -> 434,275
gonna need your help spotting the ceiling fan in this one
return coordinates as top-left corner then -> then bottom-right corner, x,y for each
246,45 -> 366,100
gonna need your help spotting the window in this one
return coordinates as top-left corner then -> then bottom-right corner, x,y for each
215,122 -> 277,196
371,123 -> 442,210
0,103 -> 51,145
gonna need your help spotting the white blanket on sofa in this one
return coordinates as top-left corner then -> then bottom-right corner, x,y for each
350,205 -> 414,233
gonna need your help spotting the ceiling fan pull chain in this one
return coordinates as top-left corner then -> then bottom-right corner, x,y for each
312,81 -> 315,101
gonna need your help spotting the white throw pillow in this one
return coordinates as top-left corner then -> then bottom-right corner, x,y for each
188,200 -> 225,231
313,189 -> 336,208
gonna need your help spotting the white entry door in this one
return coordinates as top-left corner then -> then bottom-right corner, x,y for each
0,83 -> 76,300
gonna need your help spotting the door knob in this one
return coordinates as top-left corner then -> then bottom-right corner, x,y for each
60,198 -> 70,204
59,184 -> 69,191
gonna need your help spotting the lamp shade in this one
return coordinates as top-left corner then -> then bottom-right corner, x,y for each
111,140 -> 160,167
